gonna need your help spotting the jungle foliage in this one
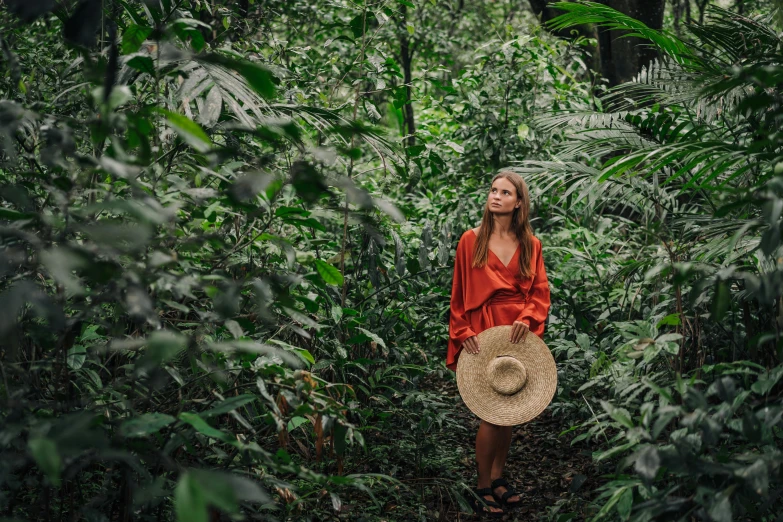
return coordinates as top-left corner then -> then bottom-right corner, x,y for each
0,0 -> 781,521
521,2 -> 783,521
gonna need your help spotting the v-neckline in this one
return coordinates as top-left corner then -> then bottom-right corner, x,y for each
471,229 -> 520,269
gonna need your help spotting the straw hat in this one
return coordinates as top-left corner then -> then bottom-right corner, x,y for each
456,325 -> 557,426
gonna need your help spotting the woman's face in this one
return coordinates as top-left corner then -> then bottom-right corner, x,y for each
487,177 -> 521,215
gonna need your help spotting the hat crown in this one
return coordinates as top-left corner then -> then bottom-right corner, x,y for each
487,355 -> 527,395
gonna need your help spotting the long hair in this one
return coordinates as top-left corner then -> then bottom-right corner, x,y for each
472,171 -> 535,279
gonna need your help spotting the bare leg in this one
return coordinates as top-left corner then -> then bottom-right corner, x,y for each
490,426 -> 521,503
475,420 -> 503,514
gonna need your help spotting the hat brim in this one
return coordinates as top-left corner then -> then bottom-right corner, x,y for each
456,325 -> 557,426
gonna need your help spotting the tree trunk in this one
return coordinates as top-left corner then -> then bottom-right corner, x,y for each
528,0 -> 664,86
696,0 -> 709,24
598,0 -> 665,86
528,0 -> 596,40
528,0 -> 564,26
398,6 -> 415,147
672,0 -> 683,36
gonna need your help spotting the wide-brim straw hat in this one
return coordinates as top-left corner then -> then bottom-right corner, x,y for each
456,325 -> 557,426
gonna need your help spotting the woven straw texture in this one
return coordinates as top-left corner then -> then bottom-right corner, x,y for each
456,325 -> 557,426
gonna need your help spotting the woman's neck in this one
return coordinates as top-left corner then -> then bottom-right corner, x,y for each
491,215 -> 514,237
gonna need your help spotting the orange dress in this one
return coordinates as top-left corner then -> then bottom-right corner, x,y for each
447,229 -> 551,371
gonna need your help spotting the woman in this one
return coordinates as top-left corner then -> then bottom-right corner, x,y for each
447,171 -> 551,517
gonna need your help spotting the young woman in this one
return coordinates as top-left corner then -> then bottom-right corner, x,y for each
447,171 -> 551,517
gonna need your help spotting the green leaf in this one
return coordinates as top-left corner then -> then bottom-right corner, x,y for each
314,259 -> 343,286
28,438 -> 61,486
291,161 -> 330,203
121,24 -> 152,54
179,412 -> 236,445
287,416 -> 309,432
138,330 -> 187,370
708,487 -> 733,522
634,445 -> 660,481
617,487 -> 633,520
601,400 -> 634,429
175,472 -> 208,522
40,247 -> 86,295
331,305 -> 343,323
751,364 -> 783,395
349,14 -> 366,39
198,54 -> 276,99
593,441 -> 637,461
445,140 -> 464,154
656,333 -> 683,343
121,413 -> 176,438
157,109 -> 212,152
221,473 -> 270,504
0,208 -> 36,220
191,470 -> 238,514
190,469 -> 270,511
201,395 -> 256,418
711,281 -> 730,321
593,485 -> 630,519
656,314 -> 681,327
735,460 -> 768,497
67,344 -> 86,370
643,378 -> 674,404
356,327 -> 386,348
333,422 -> 348,456
197,86 -> 222,127
295,348 -> 315,365
517,123 -> 530,141
126,56 -> 155,75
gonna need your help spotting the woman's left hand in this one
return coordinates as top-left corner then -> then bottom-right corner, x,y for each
510,321 -> 529,344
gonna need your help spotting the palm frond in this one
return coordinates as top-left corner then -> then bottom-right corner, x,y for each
690,6 -> 779,67
546,1 -> 694,66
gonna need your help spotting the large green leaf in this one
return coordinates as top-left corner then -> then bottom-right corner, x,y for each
314,259 -> 344,286
197,54 -> 276,99
121,24 -> 153,54
175,473 -> 208,522
179,412 -> 236,445
158,109 -> 212,152
201,394 -> 257,418
28,438 -> 61,486
121,413 -> 176,438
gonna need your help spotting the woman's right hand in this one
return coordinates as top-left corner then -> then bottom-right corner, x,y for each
463,335 -> 480,354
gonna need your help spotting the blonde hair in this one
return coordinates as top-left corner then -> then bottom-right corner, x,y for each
472,171 -> 535,279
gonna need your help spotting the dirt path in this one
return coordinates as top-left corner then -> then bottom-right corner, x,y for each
435,379 -> 598,521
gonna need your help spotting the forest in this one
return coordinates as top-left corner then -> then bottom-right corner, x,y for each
1,0 -> 782,520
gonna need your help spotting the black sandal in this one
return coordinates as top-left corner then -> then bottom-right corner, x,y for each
467,487 -> 505,518
491,478 -> 522,508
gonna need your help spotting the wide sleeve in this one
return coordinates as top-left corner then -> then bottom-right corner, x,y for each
449,235 -> 477,348
517,239 -> 551,337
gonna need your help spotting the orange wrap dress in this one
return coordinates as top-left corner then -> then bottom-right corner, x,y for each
447,229 -> 551,371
